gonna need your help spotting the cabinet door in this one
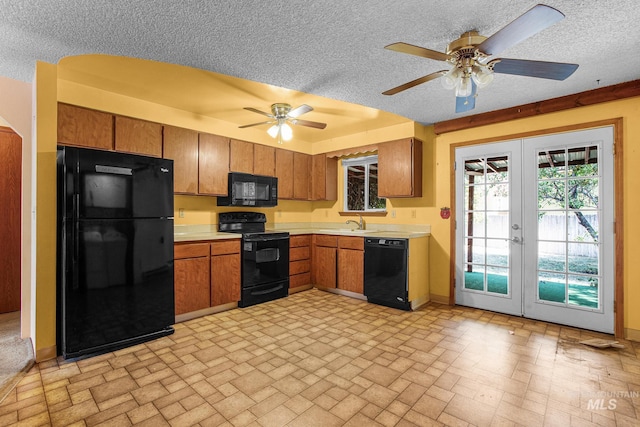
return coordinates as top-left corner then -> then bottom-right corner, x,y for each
311,155 -> 338,201
211,253 -> 241,306
163,125 -> 199,194
230,139 -> 254,173
0,128 -> 21,313
58,103 -> 113,150
115,116 -> 162,157
254,144 -> 276,176
378,138 -> 422,198
275,148 -> 294,199
174,257 -> 210,315
199,133 -> 229,196
338,249 -> 364,294
293,152 -> 311,200
313,246 -> 336,288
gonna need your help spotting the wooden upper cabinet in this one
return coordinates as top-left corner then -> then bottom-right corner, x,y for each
293,152 -> 311,200
275,148 -> 294,199
199,132 -> 230,196
230,139 -> 254,173
311,154 -> 338,201
58,103 -> 113,150
115,116 -> 162,157
253,144 -> 276,176
378,138 -> 423,198
163,125 -> 199,194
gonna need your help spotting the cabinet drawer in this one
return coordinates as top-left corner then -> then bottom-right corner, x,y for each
290,272 -> 311,288
314,234 -> 338,247
290,246 -> 310,261
174,243 -> 210,259
338,236 -> 364,251
211,239 -> 241,255
290,235 -> 311,247
290,259 -> 310,275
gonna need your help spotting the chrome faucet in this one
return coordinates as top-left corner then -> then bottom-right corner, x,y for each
346,215 -> 364,230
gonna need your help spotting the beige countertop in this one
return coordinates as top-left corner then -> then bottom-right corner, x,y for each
174,223 -> 430,242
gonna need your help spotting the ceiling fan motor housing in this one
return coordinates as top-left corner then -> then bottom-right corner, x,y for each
271,103 -> 292,118
446,31 -> 490,73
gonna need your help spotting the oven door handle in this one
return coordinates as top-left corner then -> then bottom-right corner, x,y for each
244,236 -> 288,243
251,283 -> 285,296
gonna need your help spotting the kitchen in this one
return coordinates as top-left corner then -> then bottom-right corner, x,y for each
10,49 -> 640,362
54,91 -> 433,358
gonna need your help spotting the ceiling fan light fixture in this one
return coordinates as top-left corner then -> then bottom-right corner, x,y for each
440,67 -> 460,90
280,122 -> 293,141
267,124 -> 280,139
455,75 -> 473,97
471,65 -> 494,88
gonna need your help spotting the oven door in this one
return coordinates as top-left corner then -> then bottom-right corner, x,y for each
242,235 -> 289,287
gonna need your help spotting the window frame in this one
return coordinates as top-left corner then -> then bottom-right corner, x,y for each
342,154 -> 386,212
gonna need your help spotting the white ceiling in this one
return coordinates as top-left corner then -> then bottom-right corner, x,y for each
1,0 -> 639,126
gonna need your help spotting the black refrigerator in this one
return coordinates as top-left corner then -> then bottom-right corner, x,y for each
57,146 -> 175,359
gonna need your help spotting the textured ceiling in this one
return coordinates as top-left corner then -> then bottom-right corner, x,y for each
1,0 -> 639,128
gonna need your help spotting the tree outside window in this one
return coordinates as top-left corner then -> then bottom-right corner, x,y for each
343,155 -> 386,211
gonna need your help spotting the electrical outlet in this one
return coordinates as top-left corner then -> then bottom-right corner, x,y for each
277,210 -> 282,218
391,210 -> 396,218
179,208 -> 184,218
411,209 -> 416,219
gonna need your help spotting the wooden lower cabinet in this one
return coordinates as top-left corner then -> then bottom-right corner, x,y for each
174,243 -> 210,315
289,235 -> 311,291
312,235 -> 364,294
337,236 -> 364,294
174,239 -> 241,317
211,240 -> 241,306
312,235 -> 338,288
313,246 -> 337,288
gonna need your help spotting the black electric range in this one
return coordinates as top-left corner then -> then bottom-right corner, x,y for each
218,212 -> 289,307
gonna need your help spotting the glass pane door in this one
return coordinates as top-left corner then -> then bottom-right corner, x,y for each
456,140 -> 523,316
523,127 -> 614,333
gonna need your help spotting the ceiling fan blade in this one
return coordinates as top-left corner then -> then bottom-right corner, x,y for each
492,58 -> 578,80
382,70 -> 447,96
384,42 -> 452,62
243,107 -> 274,118
455,81 -> 477,113
238,120 -> 276,129
289,118 -> 327,129
288,104 -> 313,118
477,4 -> 565,57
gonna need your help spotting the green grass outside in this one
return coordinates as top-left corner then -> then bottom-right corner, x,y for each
463,271 -> 598,308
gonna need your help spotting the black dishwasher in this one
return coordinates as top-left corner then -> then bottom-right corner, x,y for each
364,237 -> 410,311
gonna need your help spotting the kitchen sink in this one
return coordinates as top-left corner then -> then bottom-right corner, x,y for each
317,228 -> 373,234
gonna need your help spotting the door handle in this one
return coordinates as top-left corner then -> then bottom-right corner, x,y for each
511,236 -> 522,244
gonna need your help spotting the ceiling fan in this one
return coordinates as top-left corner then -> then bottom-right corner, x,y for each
239,103 -> 327,143
382,4 -> 579,113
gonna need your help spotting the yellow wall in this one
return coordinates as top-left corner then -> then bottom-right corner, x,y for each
35,61 -> 59,361
432,97 -> 640,336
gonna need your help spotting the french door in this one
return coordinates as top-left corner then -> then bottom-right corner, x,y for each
455,127 -> 615,333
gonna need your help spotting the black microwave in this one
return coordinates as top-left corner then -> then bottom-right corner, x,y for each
217,172 -> 278,207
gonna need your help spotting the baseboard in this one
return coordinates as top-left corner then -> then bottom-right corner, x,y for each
411,294 -> 430,310
175,302 -> 238,324
314,286 -> 367,301
429,294 -> 450,305
35,344 -> 56,362
624,328 -> 640,342
289,284 -> 313,294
